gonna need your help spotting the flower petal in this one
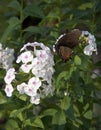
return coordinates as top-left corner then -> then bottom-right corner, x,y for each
4,84 -> 14,97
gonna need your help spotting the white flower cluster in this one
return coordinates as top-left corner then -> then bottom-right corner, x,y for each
4,42 -> 54,105
0,43 -> 14,70
81,31 -> 98,56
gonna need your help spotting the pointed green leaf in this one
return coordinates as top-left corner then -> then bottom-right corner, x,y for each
74,55 -> 81,65
5,119 -> 19,130
42,108 -> 57,117
33,117 -> 44,129
24,117 -> 44,129
73,104 -> 80,117
60,96 -> 71,110
52,110 -> 66,125
10,109 -> 23,121
84,110 -> 92,119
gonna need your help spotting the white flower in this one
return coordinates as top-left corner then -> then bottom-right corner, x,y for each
32,67 -> 46,78
81,31 -> 98,56
31,58 -> 48,78
84,44 -> 97,56
16,51 -> 33,63
4,68 -> 15,84
17,82 -> 28,94
24,85 -> 37,97
28,77 -> 41,90
20,64 -> 32,73
89,35 -> 96,42
40,43 -> 50,52
42,84 -> 54,96
0,46 -> 14,70
16,55 -> 22,63
4,84 -> 14,97
30,95 -> 40,104
32,57 -> 44,69
81,31 -> 89,36
44,73 -> 52,84
24,77 -> 41,97
35,50 -> 48,62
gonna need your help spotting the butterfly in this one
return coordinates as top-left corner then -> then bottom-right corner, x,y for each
55,29 -> 81,61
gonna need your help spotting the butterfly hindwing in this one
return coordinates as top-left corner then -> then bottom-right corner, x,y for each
59,46 -> 73,61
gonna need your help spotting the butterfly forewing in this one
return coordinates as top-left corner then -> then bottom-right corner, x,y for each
56,29 -> 81,50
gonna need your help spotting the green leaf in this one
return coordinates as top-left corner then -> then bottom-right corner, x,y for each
5,119 -> 19,130
83,103 -> 89,111
8,17 -> 20,26
56,71 -> 68,88
10,104 -> 32,120
8,0 -> 21,11
10,109 -> 23,121
16,94 -> 27,101
33,117 -> 44,129
23,3 -> 44,18
75,118 -> 83,125
1,17 -> 20,43
42,108 -> 57,117
52,110 -> 66,125
84,110 -> 92,119
0,69 -> 5,79
24,26 -> 40,33
0,92 -> 7,104
73,104 -> 80,117
66,105 -> 75,120
24,117 -> 44,129
78,2 -> 93,10
60,96 -> 71,110
74,55 -> 81,65
24,26 -> 48,36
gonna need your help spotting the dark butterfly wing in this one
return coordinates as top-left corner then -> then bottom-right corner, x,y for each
55,29 -> 81,51
59,46 -> 73,61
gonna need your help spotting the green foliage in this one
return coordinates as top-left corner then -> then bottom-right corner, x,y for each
5,119 -> 19,130
8,0 -> 21,11
52,110 -> 66,125
1,17 -> 20,44
0,92 -> 7,104
74,55 -> 81,65
24,117 -> 44,129
0,0 -> 101,130
23,3 -> 45,18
